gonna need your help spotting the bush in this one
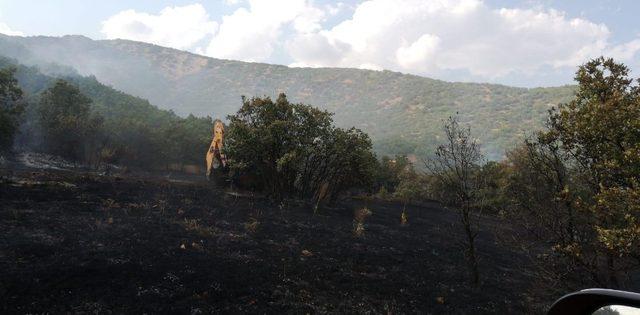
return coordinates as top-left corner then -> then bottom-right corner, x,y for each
374,155 -> 412,194
0,67 -> 23,151
502,57 -> 640,294
38,79 -> 103,161
226,93 -> 377,202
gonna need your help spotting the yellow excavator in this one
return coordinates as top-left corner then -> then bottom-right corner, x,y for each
205,119 -> 227,181
204,120 -> 259,189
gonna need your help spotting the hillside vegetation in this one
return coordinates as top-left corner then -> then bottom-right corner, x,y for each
0,57 -> 378,203
0,56 -> 213,169
0,35 -> 575,159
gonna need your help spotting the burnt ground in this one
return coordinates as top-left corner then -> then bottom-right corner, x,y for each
0,166 -> 539,314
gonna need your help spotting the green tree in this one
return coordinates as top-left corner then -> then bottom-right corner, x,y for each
308,127 -> 377,204
375,155 -> 412,194
505,57 -> 640,291
226,93 -> 376,202
502,139 -> 597,295
393,168 -> 429,222
226,93 -> 333,198
543,57 -> 640,287
475,161 -> 509,214
425,115 -> 484,286
38,79 -> 102,161
0,67 -> 23,151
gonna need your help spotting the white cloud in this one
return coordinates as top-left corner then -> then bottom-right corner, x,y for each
224,0 -> 243,5
358,63 -> 383,71
99,1 -> 640,85
396,34 -> 440,70
325,2 -> 346,16
609,39 -> 640,61
101,4 -> 217,50
204,0 -> 324,62
293,5 -> 325,34
0,22 -> 24,36
286,0 -> 640,80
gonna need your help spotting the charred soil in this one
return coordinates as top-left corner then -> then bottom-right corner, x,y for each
1,167 -> 537,314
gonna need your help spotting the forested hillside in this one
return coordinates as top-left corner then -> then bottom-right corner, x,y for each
0,35 -> 575,159
0,57 -> 213,169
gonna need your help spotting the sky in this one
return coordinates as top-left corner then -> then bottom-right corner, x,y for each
0,0 -> 639,87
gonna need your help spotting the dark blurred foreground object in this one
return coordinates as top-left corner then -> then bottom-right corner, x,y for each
548,289 -> 640,315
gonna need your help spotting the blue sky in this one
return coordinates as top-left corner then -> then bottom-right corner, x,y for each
0,0 -> 639,87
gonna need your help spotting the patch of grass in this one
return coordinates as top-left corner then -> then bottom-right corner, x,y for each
180,218 -> 218,238
10,207 -> 20,221
155,197 -> 168,214
102,198 -> 120,209
244,218 -> 260,234
401,210 -> 408,226
353,207 -> 372,237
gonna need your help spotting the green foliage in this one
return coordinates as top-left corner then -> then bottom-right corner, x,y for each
426,115 -> 484,286
475,161 -> 510,214
66,74 -> 212,168
547,57 -> 640,189
0,66 -> 23,151
594,183 -> 640,257
502,139 -> 594,288
498,57 -> 640,290
426,116 -> 484,208
318,127 -> 378,201
226,93 -> 377,201
393,170 -> 429,204
375,155 -> 412,194
38,80 -> 102,160
543,57 -> 640,286
372,154 -> 429,205
0,56 -> 213,169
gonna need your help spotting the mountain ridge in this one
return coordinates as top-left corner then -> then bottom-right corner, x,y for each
0,34 -> 576,159
12,34 -> 574,89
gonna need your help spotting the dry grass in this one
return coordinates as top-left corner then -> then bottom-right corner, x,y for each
244,218 -> 260,234
10,207 -> 20,221
353,207 -> 372,237
180,218 -> 218,238
102,198 -> 120,209
156,198 -> 168,214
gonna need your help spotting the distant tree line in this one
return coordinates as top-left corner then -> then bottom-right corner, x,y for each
0,57 -> 213,170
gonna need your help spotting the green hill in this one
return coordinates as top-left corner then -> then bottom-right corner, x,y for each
0,34 -> 575,159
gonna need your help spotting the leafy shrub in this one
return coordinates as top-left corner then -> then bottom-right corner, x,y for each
0,67 -> 23,151
37,80 -> 103,161
226,93 -> 377,202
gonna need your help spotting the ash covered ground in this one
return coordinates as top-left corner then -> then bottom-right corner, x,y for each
0,155 -> 537,314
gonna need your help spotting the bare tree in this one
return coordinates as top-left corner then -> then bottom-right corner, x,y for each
425,115 -> 483,286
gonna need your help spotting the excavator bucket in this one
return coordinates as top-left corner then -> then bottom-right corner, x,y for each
205,119 -> 227,181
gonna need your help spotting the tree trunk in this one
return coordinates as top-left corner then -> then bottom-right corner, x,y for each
463,207 -> 480,286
